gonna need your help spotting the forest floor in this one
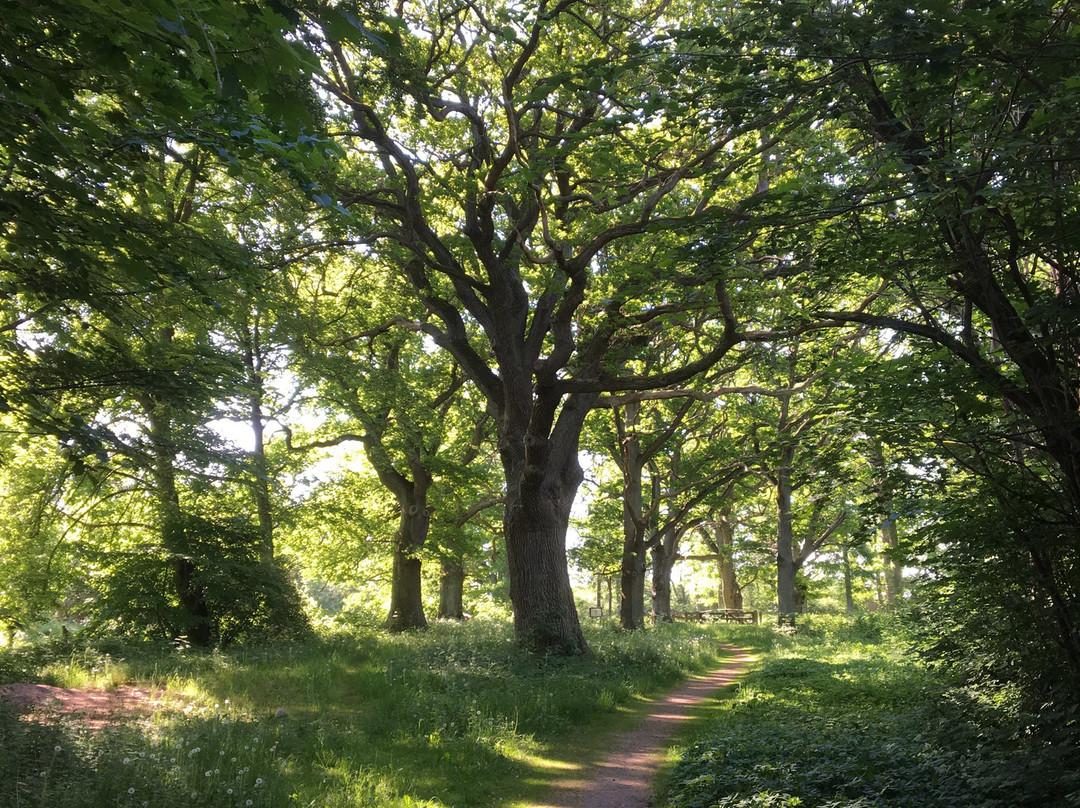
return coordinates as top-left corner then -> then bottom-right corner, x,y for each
536,644 -> 753,808
0,645 -> 754,808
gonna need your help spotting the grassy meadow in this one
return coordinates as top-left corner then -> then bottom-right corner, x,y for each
3,615 -> 1077,808
0,618 -> 732,808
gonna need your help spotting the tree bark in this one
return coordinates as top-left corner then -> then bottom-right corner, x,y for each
504,502 -> 586,652
619,456 -> 649,630
382,474 -> 431,632
362,423 -> 432,632
776,444 -> 797,622
651,522 -> 683,623
713,510 -> 742,610
438,558 -> 466,620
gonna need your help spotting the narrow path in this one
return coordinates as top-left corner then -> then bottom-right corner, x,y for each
534,644 -> 753,808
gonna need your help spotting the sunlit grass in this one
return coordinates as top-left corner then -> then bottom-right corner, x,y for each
0,617 -> 738,808
657,613 -> 1080,808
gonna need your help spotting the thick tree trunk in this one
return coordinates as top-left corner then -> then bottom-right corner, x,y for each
651,545 -> 672,623
776,445 -> 797,623
714,511 -> 742,610
501,423 -> 589,654
437,558 -> 466,620
361,425 -> 432,632
387,543 -> 427,631
385,496 -> 430,632
651,523 -> 681,623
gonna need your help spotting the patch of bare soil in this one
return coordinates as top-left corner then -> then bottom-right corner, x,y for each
536,644 -> 753,808
0,682 -> 183,730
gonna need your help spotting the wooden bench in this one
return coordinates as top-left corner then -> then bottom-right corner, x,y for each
671,609 -> 759,624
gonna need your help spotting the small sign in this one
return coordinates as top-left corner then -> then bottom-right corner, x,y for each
588,607 -> 603,618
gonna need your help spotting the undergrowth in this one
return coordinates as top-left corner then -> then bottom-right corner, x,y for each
0,617 -> 731,808
659,613 -> 1080,808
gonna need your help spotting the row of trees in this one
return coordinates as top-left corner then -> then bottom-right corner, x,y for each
2,0 -> 1078,706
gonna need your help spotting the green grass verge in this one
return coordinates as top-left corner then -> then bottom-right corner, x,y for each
656,614 -> 1080,808
0,618 -> 736,808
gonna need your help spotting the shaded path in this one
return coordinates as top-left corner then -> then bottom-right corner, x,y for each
534,644 -> 753,808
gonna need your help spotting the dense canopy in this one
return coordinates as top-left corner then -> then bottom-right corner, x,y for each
1,0 -> 1078,713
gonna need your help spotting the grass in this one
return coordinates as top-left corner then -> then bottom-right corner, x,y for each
0,617 -> 737,808
655,614 -> 1080,808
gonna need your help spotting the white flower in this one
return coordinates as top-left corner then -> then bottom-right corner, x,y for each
255,778 -> 263,786
123,757 -> 132,765
54,745 -> 62,753
205,770 -> 212,777
227,789 -> 233,795
128,788 -> 135,795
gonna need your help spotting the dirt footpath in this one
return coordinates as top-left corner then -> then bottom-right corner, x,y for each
535,645 -> 753,808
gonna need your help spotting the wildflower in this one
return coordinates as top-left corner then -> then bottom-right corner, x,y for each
128,788 -> 135,795
227,789 -> 233,795
123,757 -> 132,765
54,745 -> 62,753
205,770 -> 212,777
255,777 -> 263,786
